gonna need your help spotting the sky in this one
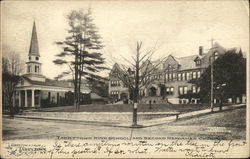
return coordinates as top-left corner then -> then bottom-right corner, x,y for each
2,0 -> 249,79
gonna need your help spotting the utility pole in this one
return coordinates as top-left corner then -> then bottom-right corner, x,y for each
210,38 -> 214,112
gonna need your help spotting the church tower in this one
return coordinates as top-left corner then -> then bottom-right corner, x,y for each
25,21 -> 45,82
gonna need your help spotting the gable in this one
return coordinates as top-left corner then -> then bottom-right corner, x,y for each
163,55 -> 179,70
16,77 -> 32,87
194,56 -> 201,62
110,63 -> 122,77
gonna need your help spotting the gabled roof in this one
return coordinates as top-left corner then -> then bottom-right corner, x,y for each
169,54 -> 180,63
111,63 -> 123,72
22,76 -> 91,93
29,21 -> 40,57
176,55 -> 199,70
226,47 -> 242,54
22,76 -> 72,88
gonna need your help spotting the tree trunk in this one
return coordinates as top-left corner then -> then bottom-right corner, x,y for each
9,96 -> 14,117
219,95 -> 223,111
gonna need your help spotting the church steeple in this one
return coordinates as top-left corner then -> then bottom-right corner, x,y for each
29,21 -> 40,57
24,21 -> 45,82
26,21 -> 43,80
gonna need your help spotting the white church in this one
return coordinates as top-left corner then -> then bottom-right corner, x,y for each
15,22 -> 92,108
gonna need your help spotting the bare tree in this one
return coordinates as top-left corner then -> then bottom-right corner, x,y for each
114,41 -> 166,126
2,52 -> 24,116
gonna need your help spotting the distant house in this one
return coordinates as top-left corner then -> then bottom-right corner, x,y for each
108,43 -> 245,104
14,21 -> 92,108
90,93 -> 108,104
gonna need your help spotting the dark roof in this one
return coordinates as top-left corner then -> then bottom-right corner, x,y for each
29,21 -> 40,57
23,76 -> 72,88
90,93 -> 107,100
177,55 -> 199,70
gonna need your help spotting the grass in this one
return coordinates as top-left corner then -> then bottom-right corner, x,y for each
34,103 -> 230,113
172,106 -> 246,127
167,107 -> 246,140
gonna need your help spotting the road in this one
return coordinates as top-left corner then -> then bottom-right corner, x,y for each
3,107 -> 246,140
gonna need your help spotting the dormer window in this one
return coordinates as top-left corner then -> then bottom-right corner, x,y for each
196,59 -> 201,66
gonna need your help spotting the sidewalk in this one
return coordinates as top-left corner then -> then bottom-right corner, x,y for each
10,104 -> 245,128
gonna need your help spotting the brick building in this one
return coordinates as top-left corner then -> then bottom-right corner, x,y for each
109,43 -> 244,104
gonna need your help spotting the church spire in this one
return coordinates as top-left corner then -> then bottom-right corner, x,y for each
29,21 -> 40,57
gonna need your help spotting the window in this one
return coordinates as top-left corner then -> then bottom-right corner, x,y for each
29,56 -> 31,60
214,52 -> 218,60
28,66 -> 31,73
35,66 -> 39,73
166,87 -> 174,95
182,73 -> 185,81
197,71 -> 201,78
197,87 -> 200,93
173,73 -> 176,80
192,85 -> 197,93
210,52 -> 219,63
165,73 -> 168,82
184,86 -> 188,94
111,81 -> 115,87
178,73 -> 181,81
36,56 -> 39,60
196,59 -> 201,66
179,86 -> 188,95
169,73 -> 172,81
111,91 -> 119,98
179,87 -> 183,95
170,87 -> 174,94
166,88 -> 170,94
186,72 -> 190,80
192,72 -> 197,79
111,80 -> 121,87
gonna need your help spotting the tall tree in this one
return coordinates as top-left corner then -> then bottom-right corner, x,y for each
190,50 -> 246,109
53,8 -> 107,111
2,52 -> 24,116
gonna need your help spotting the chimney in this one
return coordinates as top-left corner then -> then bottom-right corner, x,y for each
199,46 -> 203,56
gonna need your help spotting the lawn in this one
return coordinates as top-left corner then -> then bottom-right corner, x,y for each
167,107 -> 246,140
34,103 -> 229,113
